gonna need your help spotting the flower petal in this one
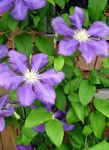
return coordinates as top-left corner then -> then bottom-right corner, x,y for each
17,144 -> 32,150
70,7 -> 85,29
34,82 -> 56,105
62,119 -> 75,131
58,38 -> 78,56
39,69 -> 65,86
8,50 -> 28,74
52,17 -> 73,37
0,45 -> 8,59
0,117 -> 5,132
23,0 -> 46,10
0,64 -> 23,90
33,124 -> 45,133
0,0 -> 13,14
0,95 -> 9,109
79,41 -> 95,64
31,53 -> 48,71
88,21 -> 109,37
1,107 -> 14,117
18,84 -> 36,106
87,39 -> 109,56
11,0 -> 28,20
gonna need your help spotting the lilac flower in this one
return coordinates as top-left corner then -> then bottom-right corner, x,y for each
17,144 -> 32,150
0,0 -> 46,20
34,110 -> 75,132
0,50 -> 64,106
0,95 -> 14,132
52,7 -> 109,63
0,45 -> 8,59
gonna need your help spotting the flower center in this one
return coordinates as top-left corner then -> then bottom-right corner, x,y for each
23,69 -> 39,85
74,29 -> 90,42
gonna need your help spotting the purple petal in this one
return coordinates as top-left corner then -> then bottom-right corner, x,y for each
18,84 -> 36,106
0,117 -> 5,132
70,7 -> 85,29
62,120 -> 75,131
11,0 -> 28,21
88,39 -> 109,56
0,45 -> 8,59
0,95 -> 9,109
31,53 -> 48,72
79,41 -> 95,64
17,144 -> 32,150
52,17 -> 73,37
34,82 -> 56,105
34,124 -> 45,133
1,107 -> 14,117
0,64 -> 23,90
88,22 -> 109,38
54,111 -> 65,119
39,69 -> 65,86
0,0 -> 13,14
58,38 -> 78,56
8,50 -> 28,74
23,0 -> 46,10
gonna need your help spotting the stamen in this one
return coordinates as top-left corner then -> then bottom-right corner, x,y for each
23,69 -> 40,85
74,29 -> 90,43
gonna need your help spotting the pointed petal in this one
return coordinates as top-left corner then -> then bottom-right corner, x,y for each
11,0 -> 28,20
70,7 -> 85,29
0,45 -> 8,59
0,95 -> 9,109
0,64 -> 23,90
39,69 -> 65,86
18,84 -> 36,106
8,50 -> 28,74
1,107 -> 14,117
58,38 -> 78,56
0,117 -> 5,132
34,82 -> 56,105
0,0 -> 13,14
16,145 -> 32,150
23,0 -> 46,10
88,21 -> 109,37
52,17 -> 73,37
62,120 -> 75,131
31,53 -> 48,71
79,41 -> 95,64
33,124 -> 45,133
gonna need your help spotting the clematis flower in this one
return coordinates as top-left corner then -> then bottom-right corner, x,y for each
0,45 -> 8,59
0,0 -> 46,20
34,110 -> 75,132
0,51 -> 64,106
52,7 -> 109,63
17,144 -> 32,150
0,95 -> 14,132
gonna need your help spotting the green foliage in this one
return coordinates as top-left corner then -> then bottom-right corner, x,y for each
54,56 -> 64,71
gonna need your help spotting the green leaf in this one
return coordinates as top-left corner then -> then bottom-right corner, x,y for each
94,99 -> 109,118
45,119 -> 64,147
54,0 -> 66,9
103,57 -> 109,68
90,111 -> 106,138
56,144 -> 70,150
62,64 -> 74,79
47,0 -> 55,5
64,76 -> 83,94
25,108 -> 52,128
79,80 -> 96,106
99,74 -> 109,87
71,102 -> 84,123
88,0 -> 107,21
88,140 -> 109,150
9,90 -> 17,102
56,87 -> 66,111
14,33 -> 32,56
89,69 -> 100,84
82,125 -> 92,136
54,56 -> 64,72
35,35 -> 55,55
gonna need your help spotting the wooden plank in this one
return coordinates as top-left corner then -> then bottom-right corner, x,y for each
1,127 -> 17,150
0,133 -> 3,150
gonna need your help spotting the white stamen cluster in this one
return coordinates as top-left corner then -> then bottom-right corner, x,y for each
74,29 -> 90,43
23,69 -> 40,85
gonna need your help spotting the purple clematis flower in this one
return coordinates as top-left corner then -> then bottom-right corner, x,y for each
0,50 -> 64,106
0,0 -> 46,20
17,144 -> 32,150
34,110 -> 75,132
0,45 -> 8,59
52,7 -> 109,63
0,95 -> 14,132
